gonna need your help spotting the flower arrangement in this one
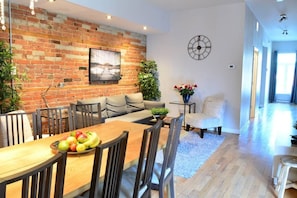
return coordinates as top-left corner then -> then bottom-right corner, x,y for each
174,83 -> 198,96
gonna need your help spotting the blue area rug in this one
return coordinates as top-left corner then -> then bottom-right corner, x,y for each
173,131 -> 225,178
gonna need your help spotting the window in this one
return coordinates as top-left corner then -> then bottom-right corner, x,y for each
275,53 -> 296,102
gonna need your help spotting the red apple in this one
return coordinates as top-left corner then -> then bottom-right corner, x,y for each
69,143 -> 77,152
77,133 -> 88,143
75,131 -> 83,139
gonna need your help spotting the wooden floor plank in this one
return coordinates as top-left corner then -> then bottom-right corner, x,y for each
152,103 -> 297,197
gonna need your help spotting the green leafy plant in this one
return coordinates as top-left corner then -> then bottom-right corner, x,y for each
137,60 -> 161,100
0,41 -> 23,113
151,107 -> 169,115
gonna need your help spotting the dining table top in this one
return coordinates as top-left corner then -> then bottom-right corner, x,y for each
0,120 -> 170,198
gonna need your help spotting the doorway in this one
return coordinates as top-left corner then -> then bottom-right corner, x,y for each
275,53 -> 296,103
250,48 -> 259,119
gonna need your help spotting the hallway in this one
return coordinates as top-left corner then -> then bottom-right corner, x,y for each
152,103 -> 297,197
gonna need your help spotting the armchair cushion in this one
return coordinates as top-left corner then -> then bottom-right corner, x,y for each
0,110 -> 33,148
186,113 -> 220,129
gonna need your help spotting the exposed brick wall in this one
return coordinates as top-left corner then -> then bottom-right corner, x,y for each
0,3 -> 146,112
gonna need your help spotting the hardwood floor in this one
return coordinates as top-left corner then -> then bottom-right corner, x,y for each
152,103 -> 297,198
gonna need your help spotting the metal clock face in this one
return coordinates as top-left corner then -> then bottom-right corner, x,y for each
187,35 -> 211,60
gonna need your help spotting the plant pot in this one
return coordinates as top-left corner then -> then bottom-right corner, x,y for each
153,114 -> 166,120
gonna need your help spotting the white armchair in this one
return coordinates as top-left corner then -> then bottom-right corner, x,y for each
185,96 -> 226,138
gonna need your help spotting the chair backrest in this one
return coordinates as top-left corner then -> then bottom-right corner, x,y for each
89,131 -> 129,198
0,151 -> 67,198
36,106 -> 74,137
70,102 -> 103,129
202,97 -> 225,124
0,110 -> 38,148
160,114 -> 184,179
133,120 -> 162,198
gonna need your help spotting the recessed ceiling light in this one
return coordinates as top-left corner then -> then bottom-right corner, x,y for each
106,15 -> 112,20
143,26 -> 147,30
276,0 -> 284,2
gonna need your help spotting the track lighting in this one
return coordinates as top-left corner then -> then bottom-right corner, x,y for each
279,14 -> 287,22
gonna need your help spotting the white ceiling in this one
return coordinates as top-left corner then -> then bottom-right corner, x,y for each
10,0 -> 297,42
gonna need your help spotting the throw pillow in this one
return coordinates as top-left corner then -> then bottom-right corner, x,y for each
126,93 -> 145,113
77,97 -> 107,118
106,95 -> 127,117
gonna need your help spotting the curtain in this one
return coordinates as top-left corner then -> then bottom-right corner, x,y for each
291,51 -> 297,104
268,51 -> 277,103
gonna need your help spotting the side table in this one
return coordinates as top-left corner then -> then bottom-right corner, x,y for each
169,101 -> 196,127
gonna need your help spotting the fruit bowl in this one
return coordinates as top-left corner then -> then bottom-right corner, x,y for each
50,140 -> 101,155
50,131 -> 101,154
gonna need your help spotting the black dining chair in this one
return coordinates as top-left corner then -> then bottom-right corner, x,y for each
0,110 -> 38,148
70,102 -> 103,129
151,114 -> 184,198
77,131 -> 129,198
119,120 -> 163,198
36,106 -> 74,137
0,151 -> 67,198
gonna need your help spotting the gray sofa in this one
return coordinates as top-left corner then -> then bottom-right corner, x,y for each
75,93 -> 165,125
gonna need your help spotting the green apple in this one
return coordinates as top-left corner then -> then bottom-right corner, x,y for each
66,136 -> 77,144
58,140 -> 69,151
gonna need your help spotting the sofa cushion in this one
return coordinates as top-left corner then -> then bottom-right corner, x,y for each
77,97 -> 108,118
105,109 -> 152,123
106,95 -> 127,117
126,93 -> 145,113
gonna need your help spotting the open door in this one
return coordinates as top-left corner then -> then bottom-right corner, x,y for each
250,48 -> 259,119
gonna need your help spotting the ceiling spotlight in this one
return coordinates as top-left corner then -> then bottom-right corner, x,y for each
282,30 -> 288,35
279,14 -> 287,22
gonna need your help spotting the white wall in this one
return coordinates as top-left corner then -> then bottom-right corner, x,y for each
240,6 -> 272,129
147,3 -> 246,133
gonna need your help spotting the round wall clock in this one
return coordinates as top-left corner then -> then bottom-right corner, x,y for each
187,35 -> 211,60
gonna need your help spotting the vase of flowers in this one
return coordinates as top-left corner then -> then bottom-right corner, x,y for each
174,83 -> 197,103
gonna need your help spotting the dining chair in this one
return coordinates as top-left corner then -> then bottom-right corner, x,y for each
77,131 -> 129,198
151,114 -> 184,198
0,151 -> 67,198
36,106 -> 74,137
70,102 -> 103,129
119,120 -> 163,198
0,110 -> 38,148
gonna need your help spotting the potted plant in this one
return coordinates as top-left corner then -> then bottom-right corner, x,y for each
0,41 -> 24,113
151,107 -> 169,120
137,60 -> 161,101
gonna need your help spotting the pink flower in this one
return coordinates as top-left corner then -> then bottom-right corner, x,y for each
174,83 -> 197,96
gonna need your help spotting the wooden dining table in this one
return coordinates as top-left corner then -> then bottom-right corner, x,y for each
0,120 -> 170,197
